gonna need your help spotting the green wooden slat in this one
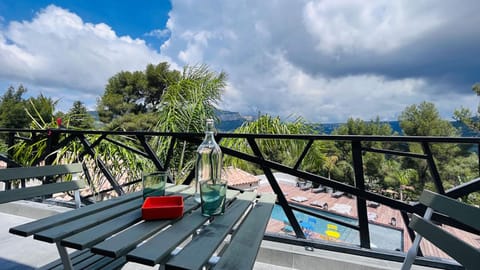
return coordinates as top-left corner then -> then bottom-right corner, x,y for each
214,194 -> 276,270
61,189 -> 193,249
101,257 -> 128,270
92,197 -> 200,258
126,207 -> 209,266
38,249 -> 90,270
83,256 -> 118,270
73,254 -> 106,269
419,190 -> 480,231
166,192 -> 257,270
410,215 -> 480,270
34,198 -> 143,243
126,190 -> 244,266
0,163 -> 85,204
0,180 -> 86,204
9,191 -> 141,236
0,163 -> 83,181
91,257 -> 127,270
61,208 -> 143,249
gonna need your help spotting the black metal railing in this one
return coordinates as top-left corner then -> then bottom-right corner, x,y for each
1,128 -> 479,269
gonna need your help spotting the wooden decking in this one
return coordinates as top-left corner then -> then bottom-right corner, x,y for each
257,181 -> 479,260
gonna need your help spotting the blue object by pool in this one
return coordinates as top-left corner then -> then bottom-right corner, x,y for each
271,205 -> 402,251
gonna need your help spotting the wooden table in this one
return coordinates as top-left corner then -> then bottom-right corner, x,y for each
9,184 -> 276,270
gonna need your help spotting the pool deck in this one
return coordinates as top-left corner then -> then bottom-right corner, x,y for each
257,181 -> 479,259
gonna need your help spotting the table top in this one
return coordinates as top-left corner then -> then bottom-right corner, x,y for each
9,184 -> 276,270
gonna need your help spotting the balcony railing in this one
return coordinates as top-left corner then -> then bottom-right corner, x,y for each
1,128 -> 478,270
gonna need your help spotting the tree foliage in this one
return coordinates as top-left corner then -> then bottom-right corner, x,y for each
400,102 -> 458,137
151,64 -> 227,182
97,62 -> 180,129
0,85 -> 29,128
65,101 -> 95,129
454,82 -> 480,132
221,115 -> 326,175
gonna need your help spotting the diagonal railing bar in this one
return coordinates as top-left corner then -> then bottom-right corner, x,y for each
293,139 -> 314,171
137,134 -> 168,173
183,168 -> 195,186
77,134 -> 124,196
103,136 -> 149,158
216,143 -> 417,214
421,142 -> 445,194
247,137 -> 306,239
363,147 -> 428,159
164,137 -> 177,170
86,133 -> 107,150
400,210 -> 417,254
445,177 -> 480,199
352,141 -> 371,248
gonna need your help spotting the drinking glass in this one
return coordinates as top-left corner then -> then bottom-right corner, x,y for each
142,171 -> 167,200
200,179 -> 227,216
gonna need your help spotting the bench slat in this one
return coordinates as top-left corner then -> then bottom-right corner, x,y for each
34,197 -> 143,243
410,215 -> 479,270
165,192 -> 257,270
0,163 -> 83,181
92,196 -> 200,258
214,193 -> 276,270
128,191 -> 251,267
63,189 -> 196,250
61,208 -> 143,249
38,249 -> 91,270
9,191 -> 142,236
0,180 -> 86,204
419,190 -> 480,231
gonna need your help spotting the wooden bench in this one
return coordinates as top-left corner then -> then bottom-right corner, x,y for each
3,163 -> 133,269
401,190 -> 480,270
0,163 -> 86,208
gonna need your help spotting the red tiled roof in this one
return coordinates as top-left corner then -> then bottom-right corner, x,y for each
223,166 -> 260,187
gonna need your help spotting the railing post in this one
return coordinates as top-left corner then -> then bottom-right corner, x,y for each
352,141 -> 371,249
421,142 -> 445,194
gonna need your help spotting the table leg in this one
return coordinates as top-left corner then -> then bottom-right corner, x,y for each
56,242 -> 74,270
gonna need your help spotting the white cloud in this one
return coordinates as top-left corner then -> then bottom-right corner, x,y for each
162,0 -> 480,122
0,5 -> 171,110
145,28 -> 170,39
1,1 -> 479,122
302,1 -> 442,54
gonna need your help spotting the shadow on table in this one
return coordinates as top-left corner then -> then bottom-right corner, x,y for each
0,257 -> 35,270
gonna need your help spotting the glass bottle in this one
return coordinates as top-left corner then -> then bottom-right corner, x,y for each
195,119 -> 223,202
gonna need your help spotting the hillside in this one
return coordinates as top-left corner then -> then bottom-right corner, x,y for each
216,110 -> 479,137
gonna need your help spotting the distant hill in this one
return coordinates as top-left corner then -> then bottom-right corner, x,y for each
89,109 -> 479,137
216,110 -> 479,137
215,109 -> 254,131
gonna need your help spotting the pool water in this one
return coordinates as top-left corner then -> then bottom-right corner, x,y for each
270,205 -> 402,251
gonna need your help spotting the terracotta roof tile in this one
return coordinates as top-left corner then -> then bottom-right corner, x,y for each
223,166 -> 260,187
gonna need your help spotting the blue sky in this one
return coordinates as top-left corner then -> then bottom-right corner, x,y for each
1,1 -> 479,123
0,0 -> 171,50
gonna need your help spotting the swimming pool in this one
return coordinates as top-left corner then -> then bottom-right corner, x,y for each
270,205 -> 403,251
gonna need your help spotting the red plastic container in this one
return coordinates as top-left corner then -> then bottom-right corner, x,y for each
142,196 -> 184,220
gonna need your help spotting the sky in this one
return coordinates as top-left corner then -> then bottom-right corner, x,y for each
0,0 -> 479,123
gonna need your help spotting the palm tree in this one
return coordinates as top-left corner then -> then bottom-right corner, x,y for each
153,64 -> 226,182
221,115 -> 326,174
384,160 -> 418,200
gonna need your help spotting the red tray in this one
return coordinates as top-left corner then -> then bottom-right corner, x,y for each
142,196 -> 184,220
